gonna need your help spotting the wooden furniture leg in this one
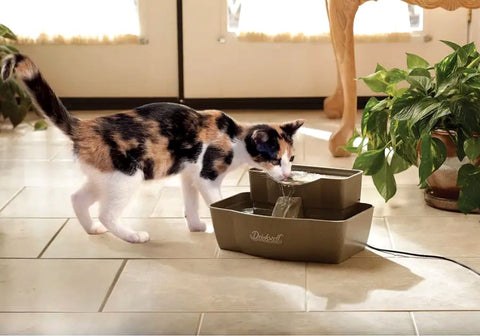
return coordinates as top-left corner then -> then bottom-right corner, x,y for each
326,0 -> 362,157
324,72 -> 343,119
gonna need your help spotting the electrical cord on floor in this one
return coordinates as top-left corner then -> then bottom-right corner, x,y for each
366,244 -> 480,277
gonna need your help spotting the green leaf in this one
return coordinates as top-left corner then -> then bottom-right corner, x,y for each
34,120 -> 48,131
464,137 -> 480,161
457,164 -> 480,213
385,68 -> 407,84
372,161 -> 397,202
390,152 -> 411,174
343,129 -> 364,154
0,97 -> 19,124
440,40 -> 461,51
435,53 -> 457,88
406,53 -> 430,70
8,102 -> 27,127
393,96 -> 437,122
406,68 -> 432,93
0,44 -> 18,54
359,71 -> 389,93
375,63 -> 386,72
353,148 -> 386,176
418,134 -> 447,184
0,24 -> 17,40
426,104 -> 451,131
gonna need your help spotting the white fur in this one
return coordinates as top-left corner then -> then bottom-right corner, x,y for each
72,137 -> 290,243
74,163 -> 149,243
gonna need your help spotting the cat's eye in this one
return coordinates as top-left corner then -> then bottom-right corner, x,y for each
271,159 -> 281,165
289,156 -> 295,162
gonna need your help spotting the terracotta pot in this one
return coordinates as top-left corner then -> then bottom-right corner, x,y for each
418,130 -> 478,200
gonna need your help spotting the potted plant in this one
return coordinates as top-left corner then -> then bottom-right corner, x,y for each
0,24 -> 45,129
345,40 -> 480,213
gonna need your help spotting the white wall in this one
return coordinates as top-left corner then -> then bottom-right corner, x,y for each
183,0 -> 470,98
16,0 -> 178,97
13,0 -> 473,99
472,9 -> 480,44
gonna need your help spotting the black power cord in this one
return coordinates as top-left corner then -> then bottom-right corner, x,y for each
366,244 -> 480,277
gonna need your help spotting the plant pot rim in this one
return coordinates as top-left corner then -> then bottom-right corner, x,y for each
432,129 -> 480,137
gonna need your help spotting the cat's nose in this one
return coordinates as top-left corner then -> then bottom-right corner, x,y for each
283,172 -> 291,178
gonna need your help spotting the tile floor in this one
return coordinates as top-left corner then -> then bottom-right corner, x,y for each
0,110 -> 479,335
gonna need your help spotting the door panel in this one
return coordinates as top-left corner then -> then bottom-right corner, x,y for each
183,0 -> 469,98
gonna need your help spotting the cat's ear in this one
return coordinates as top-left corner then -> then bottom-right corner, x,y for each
280,119 -> 305,136
252,129 -> 269,144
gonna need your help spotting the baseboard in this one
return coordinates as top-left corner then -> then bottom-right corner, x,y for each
60,96 -> 382,111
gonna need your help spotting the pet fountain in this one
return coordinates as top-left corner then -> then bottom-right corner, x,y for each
210,165 -> 374,263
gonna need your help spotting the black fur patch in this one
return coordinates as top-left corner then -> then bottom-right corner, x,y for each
200,146 -> 233,180
143,158 -> 155,180
216,113 -> 240,139
23,74 -> 78,137
95,113 -> 147,176
245,125 -> 280,162
135,103 -> 204,175
224,150 -> 233,165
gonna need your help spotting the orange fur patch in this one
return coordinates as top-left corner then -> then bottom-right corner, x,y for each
74,120 -> 114,172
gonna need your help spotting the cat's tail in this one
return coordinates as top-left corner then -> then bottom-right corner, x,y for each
1,54 -> 79,138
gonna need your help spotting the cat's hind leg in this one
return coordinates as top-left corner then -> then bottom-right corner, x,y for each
97,170 -> 150,243
71,181 -> 107,234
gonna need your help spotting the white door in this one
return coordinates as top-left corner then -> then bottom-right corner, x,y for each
182,0 -> 472,98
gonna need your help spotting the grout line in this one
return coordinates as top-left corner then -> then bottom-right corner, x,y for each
98,259 -> 128,312
0,186 -> 25,213
409,312 -> 420,336
195,312 -> 205,336
384,217 -> 396,249
37,218 -> 70,258
304,263 -> 308,312
1,309 -> 480,314
236,168 -> 248,187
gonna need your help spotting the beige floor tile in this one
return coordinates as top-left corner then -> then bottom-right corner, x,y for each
216,247 -> 260,259
0,160 -> 84,188
307,257 -> 480,311
361,185 -> 467,217
0,187 -> 22,211
414,311 -> 480,335
43,218 -> 217,258
0,119 -> 69,145
0,312 -> 200,335
0,143 -> 66,161
151,186 -> 249,218
51,146 -> 76,161
200,312 -> 416,335
363,167 -> 420,188
0,184 -> 162,218
387,216 -> 480,257
352,217 -> 393,258
105,259 -> 305,312
0,259 -> 122,312
0,218 -> 65,258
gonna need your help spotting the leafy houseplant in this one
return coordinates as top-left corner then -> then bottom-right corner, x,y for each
0,24 -> 45,129
345,41 -> 480,213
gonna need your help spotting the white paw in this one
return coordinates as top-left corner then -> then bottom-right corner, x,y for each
86,221 -> 108,235
126,231 -> 150,243
187,220 -> 207,232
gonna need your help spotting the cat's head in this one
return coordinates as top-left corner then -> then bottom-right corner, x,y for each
245,119 -> 304,181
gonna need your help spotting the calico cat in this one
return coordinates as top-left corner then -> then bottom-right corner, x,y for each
1,54 -> 304,243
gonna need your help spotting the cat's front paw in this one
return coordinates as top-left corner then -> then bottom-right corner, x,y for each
86,221 -> 108,235
186,220 -> 207,232
126,231 -> 150,243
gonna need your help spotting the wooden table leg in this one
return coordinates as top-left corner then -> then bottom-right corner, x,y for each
326,0 -> 361,157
